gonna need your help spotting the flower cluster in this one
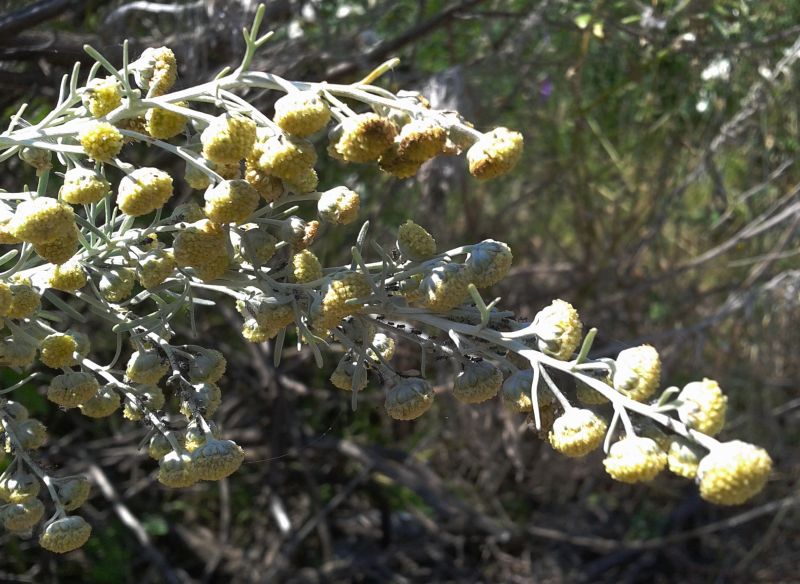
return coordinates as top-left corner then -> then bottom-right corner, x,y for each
0,5 -> 772,555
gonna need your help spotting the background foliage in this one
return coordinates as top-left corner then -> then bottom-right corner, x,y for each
1,0 -> 798,582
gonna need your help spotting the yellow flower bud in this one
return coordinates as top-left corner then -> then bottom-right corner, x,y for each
173,219 -> 230,282
244,160 -> 284,202
79,385 -> 121,418
549,408 -> 607,457
418,263 -> 471,312
158,451 -> 198,488
377,144 -> 423,178
2,497 -> 45,532
191,439 -> 244,481
330,358 -> 368,392
56,476 -> 91,511
603,436 -> 667,483
256,134 -> 317,182
317,187 -> 360,225
612,345 -> 661,402
453,361 -> 503,404
188,348 -> 226,383
467,127 -> 524,180
697,441 -> 772,505
137,249 -> 175,290
236,225 -> 278,265
48,371 -> 99,408
201,114 -> 257,165
203,179 -> 259,224
0,471 -> 40,503
667,437 -> 702,479
39,516 -> 92,553
385,377 -> 434,420
678,378 -> 727,436
273,92 -> 331,137
311,271 -> 372,332
397,220 -> 436,261
0,282 -> 11,316
5,419 -> 47,451
33,226 -> 79,264
7,279 -> 41,319
133,46 -> 177,97
117,167 -> 174,217
19,147 -> 52,175
397,119 -> 446,162
291,249 -> 323,283
78,121 -> 123,163
532,299 -> 582,361
125,349 -> 168,385
334,113 -> 397,163
39,333 -> 78,369
284,166 -> 319,194
82,76 -> 121,118
465,240 -> 512,288
123,385 -> 165,420
60,167 -> 109,205
145,104 -> 187,139
8,197 -> 75,245
99,267 -> 136,303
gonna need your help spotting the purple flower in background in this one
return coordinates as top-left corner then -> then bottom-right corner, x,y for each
540,77 -> 553,102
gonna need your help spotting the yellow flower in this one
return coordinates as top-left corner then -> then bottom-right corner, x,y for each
612,345 -> 661,402
283,166 -> 319,194
133,47 -> 177,97
201,114 -> 257,165
82,76 -> 121,118
56,476 -> 91,511
311,271 -> 372,332
697,441 -> 772,505
0,335 -> 37,367
117,168 -> 174,217
500,369 -> 555,413
78,121 -> 123,163
667,437 -> 702,479
377,143 -> 423,179
237,225 -> 278,265
78,385 -> 121,418
452,361 -> 503,404
158,451 -> 198,488
236,297 -> 295,341
532,299 -> 582,361
678,378 -> 727,436
465,240 -> 513,288
467,127 -> 524,180
33,226 -> 79,265
188,348 -> 227,383
244,160 -> 284,202
98,267 -> 136,303
39,333 -> 78,369
330,358 -> 368,392
397,220 -> 436,260
39,516 -> 92,553
548,408 -> 607,457
418,263 -> 471,312
47,371 -> 99,408
203,179 -> 260,224
317,187 -> 360,225
396,119 -> 446,162
173,219 -> 230,282
60,167 -> 109,205
255,134 -> 317,182
8,197 -> 75,245
7,279 -> 41,319
137,250 -> 175,290
2,498 -> 45,532
334,113 -> 397,163
125,349 -> 168,385
603,436 -> 667,483
291,249 -> 323,283
385,377 -> 434,420
145,104 -> 187,139
191,439 -> 244,481
273,92 -> 331,137
123,385 -> 165,420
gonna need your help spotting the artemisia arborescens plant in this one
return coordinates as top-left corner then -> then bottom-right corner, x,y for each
0,5 -> 772,554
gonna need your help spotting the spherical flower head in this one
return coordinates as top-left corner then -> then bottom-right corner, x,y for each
419,263 -> 471,312
201,113 -> 257,165
19,147 -> 52,175
48,262 -> 86,292
148,432 -> 185,460
501,369 -> 554,413
117,167 -> 173,217
236,298 -> 295,341
99,267 -> 136,303
145,104 -> 187,139
39,333 -> 78,369
244,161 -> 284,202
123,385 -> 165,420
317,187 -> 360,225
0,334 -> 37,367
8,197 -> 75,245
6,419 -> 47,451
137,249 -> 175,290
237,226 -> 278,265
256,134 -> 317,181
612,345 -> 661,402
466,240 -> 513,288
2,497 -> 45,532
678,378 -> 727,436
549,408 -> 607,457
78,121 -> 123,163
284,166 -> 319,194
0,471 -> 40,503
33,227 -> 79,265
532,299 -> 582,360
334,113 -> 397,163
125,349 -> 168,385
60,167 -> 109,205
377,143 -> 423,179
330,358 -> 367,392
133,47 -> 177,97
312,271 -> 372,332
47,371 -> 99,408
467,127 -> 524,180
204,179 -> 259,224
697,441 -> 772,505
273,91 -> 332,137
82,76 -> 122,118
56,476 -> 91,511
188,348 -> 227,383
158,450 -> 198,488
79,385 -> 121,418
397,220 -> 436,260
39,515 -> 92,553
0,211 -> 21,245
179,381 -> 221,417
185,420 -> 220,453
385,377 -> 434,420
667,437 -> 702,479
0,282 -> 11,316
453,361 -> 503,404
603,436 -> 667,483
173,219 -> 230,282
291,249 -> 323,283
191,438 -> 245,481
397,119 -> 447,162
